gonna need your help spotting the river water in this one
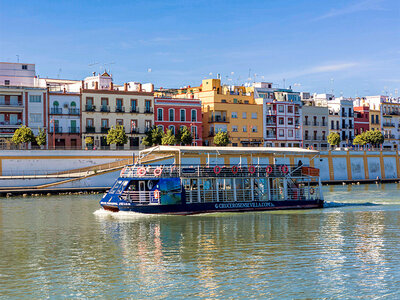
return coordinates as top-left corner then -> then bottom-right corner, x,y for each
1,183 -> 400,299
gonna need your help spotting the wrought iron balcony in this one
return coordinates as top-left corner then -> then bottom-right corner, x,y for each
101,127 -> 110,133
130,106 -> 138,113
209,116 -> 229,123
85,126 -> 96,133
115,106 -> 125,113
100,105 -> 110,112
144,107 -> 153,114
68,108 -> 80,115
85,105 -> 96,112
68,127 -> 80,134
49,126 -> 63,133
50,107 -> 63,114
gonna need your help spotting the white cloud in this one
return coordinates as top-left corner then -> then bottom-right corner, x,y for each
314,0 -> 386,21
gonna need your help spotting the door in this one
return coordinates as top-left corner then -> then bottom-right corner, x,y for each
139,181 -> 146,203
70,120 -> 77,133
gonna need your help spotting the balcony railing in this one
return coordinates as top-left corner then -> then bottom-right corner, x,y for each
383,123 -> 395,127
69,108 -> 80,115
0,101 -> 23,107
68,127 -> 80,134
265,133 -> 276,139
304,121 -> 310,126
312,121 -> 319,126
50,107 -> 63,114
265,121 -> 276,126
49,127 -> 63,133
130,128 -> 140,134
101,127 -> 110,133
85,105 -> 96,112
384,134 -> 396,139
130,106 -> 138,113
85,126 -> 96,133
266,110 -> 277,115
0,121 -> 22,126
384,111 -> 400,116
342,112 -> 347,117
144,107 -> 153,114
100,105 -> 110,112
115,106 -> 125,113
209,116 -> 229,123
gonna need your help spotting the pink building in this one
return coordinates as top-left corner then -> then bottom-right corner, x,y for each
154,97 -> 202,145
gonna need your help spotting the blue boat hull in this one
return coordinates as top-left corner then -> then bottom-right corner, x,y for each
100,199 -> 324,215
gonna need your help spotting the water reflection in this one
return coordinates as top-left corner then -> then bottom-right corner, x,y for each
0,185 -> 400,298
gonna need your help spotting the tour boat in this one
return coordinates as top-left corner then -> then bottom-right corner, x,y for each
99,146 -> 324,215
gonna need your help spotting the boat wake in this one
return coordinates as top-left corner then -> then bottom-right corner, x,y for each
324,201 -> 379,208
93,208 -> 160,219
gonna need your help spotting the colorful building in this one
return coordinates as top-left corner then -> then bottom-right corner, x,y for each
154,97 -> 203,145
353,105 -> 370,136
176,79 -> 263,147
301,103 -> 329,150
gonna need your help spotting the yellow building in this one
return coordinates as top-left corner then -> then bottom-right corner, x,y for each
369,108 -> 381,131
176,79 -> 263,146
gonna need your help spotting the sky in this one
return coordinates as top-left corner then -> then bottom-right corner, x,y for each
1,0 -> 400,97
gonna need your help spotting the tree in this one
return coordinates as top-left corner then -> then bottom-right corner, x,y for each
179,126 -> 193,145
365,130 -> 384,147
161,129 -> 176,145
12,125 -> 35,148
214,130 -> 230,146
327,132 -> 340,147
107,125 -> 128,147
85,136 -> 94,149
36,128 -> 47,147
142,126 -> 164,147
353,133 -> 367,146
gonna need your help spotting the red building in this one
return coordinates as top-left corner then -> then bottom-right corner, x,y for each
154,97 -> 202,145
354,106 -> 370,135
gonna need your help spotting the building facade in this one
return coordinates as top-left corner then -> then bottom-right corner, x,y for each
154,97 -> 203,145
353,105 -> 370,136
0,62 -> 36,87
327,97 -> 355,147
302,104 -> 329,150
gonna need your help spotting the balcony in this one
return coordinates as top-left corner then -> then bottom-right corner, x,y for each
265,121 -> 276,126
49,126 -> 63,134
342,112 -> 347,117
384,134 -> 395,139
208,131 -> 215,137
68,127 -> 80,134
144,107 -> 153,114
130,106 -> 139,113
115,106 -> 125,113
383,123 -> 395,127
101,127 -> 110,134
0,120 -> 22,127
349,113 -> 354,117
209,116 -> 229,123
130,128 -> 140,134
321,122 -> 327,126
266,110 -> 277,115
85,126 -> 96,133
85,105 -> 96,112
265,133 -> 276,139
50,107 -> 63,114
303,121 -> 310,126
100,105 -> 110,112
68,108 -> 80,115
348,125 -> 354,129
0,100 -> 23,107
383,111 -> 400,116
145,127 -> 152,133
312,121 -> 319,126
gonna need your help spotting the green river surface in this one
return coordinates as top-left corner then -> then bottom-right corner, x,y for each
1,183 -> 400,299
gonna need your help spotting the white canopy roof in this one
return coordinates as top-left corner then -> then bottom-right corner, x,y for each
140,146 -> 319,156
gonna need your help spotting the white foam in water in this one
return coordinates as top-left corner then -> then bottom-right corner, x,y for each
93,208 -> 159,219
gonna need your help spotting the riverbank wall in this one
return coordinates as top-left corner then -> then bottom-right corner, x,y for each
0,149 -> 399,194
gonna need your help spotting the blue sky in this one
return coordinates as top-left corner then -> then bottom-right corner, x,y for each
1,0 -> 399,97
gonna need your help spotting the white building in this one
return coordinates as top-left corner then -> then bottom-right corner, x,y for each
0,62 -> 36,87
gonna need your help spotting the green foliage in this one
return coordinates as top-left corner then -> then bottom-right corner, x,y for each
179,126 -> 193,145
36,128 -> 47,146
365,130 -> 384,146
85,136 -> 94,145
213,130 -> 230,146
106,125 -> 128,145
327,132 -> 340,146
12,125 -> 35,145
353,132 -> 367,146
142,126 -> 164,147
161,129 -> 176,145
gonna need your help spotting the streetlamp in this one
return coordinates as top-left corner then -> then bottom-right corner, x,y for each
50,119 -> 55,150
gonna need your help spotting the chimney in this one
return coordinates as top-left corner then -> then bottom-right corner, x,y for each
92,72 -> 96,76
109,82 -> 114,90
95,81 -> 98,90
81,80 -> 84,89
138,83 -> 142,92
124,83 -> 128,91
63,87 -> 66,94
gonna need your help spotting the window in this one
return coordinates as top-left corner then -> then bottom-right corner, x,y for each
288,118 -> 293,125
116,119 -> 123,126
371,116 -> 375,124
331,120 -> 334,129
29,95 -> 41,103
252,126 -> 258,132
157,108 -> 163,121
191,109 -> 197,122
145,120 -> 152,129
4,80 -> 10,85
231,111 -> 238,119
279,129 -> 284,137
131,99 -> 137,112
130,119 -> 138,131
278,105 -> 284,113
169,109 -> 174,121
116,98 -> 123,108
101,119 -> 109,128
70,101 -> 76,107
169,125 -> 175,135
145,100 -> 152,112
180,109 -> 186,121
251,112 -> 257,119
376,115 -> 379,124
233,98 -> 238,104
191,126 -> 197,138
288,130 -> 293,137
244,100 -> 249,104
29,113 -> 42,123
243,126 -> 247,132
101,98 -> 108,106
279,117 -> 284,125
87,118 -> 94,127
287,106 -> 293,113
221,99 -> 227,103
232,125 -> 238,132
86,97 -> 93,105
242,112 -> 247,119
22,65 -> 27,70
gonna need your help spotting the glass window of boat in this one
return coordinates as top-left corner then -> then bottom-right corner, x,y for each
116,180 -> 129,194
109,180 -> 123,194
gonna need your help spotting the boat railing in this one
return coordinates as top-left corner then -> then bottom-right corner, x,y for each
120,164 -> 320,179
120,191 -> 156,204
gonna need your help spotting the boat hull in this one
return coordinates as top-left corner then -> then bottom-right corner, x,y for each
100,199 -> 324,215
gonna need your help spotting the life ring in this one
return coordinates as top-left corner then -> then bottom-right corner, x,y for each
281,165 -> 289,174
137,167 -> 146,176
310,187 -> 315,195
214,165 -> 221,175
232,165 -> 239,174
120,167 -> 126,176
153,167 -> 163,176
249,165 -> 256,174
266,165 -> 273,174
147,180 -> 154,190
153,189 -> 160,199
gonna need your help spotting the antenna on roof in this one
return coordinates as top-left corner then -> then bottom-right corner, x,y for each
57,68 -> 62,79
103,62 -> 115,74
16,55 -> 19,63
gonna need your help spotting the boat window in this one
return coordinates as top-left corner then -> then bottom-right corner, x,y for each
109,180 -> 122,194
116,180 -> 129,194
